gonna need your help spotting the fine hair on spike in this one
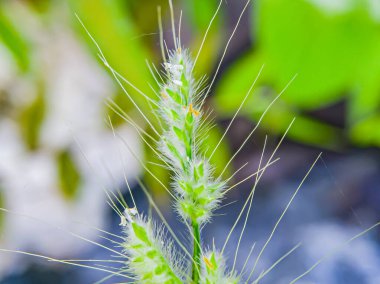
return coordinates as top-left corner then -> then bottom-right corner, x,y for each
168,0 -> 178,50
1,3 -> 379,284
192,0 -> 223,72
200,0 -> 251,108
158,6 -> 166,62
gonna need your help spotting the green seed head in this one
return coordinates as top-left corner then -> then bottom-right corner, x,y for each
201,251 -> 240,284
158,48 -> 226,224
121,209 -> 183,283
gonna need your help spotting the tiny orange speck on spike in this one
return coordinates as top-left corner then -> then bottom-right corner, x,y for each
189,103 -> 200,117
203,256 -> 214,270
161,92 -> 168,99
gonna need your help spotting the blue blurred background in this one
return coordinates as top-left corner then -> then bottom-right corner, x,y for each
0,0 -> 379,283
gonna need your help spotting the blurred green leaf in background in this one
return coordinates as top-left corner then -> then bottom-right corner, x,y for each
2,0 -> 380,203
215,0 -> 380,149
56,149 -> 81,200
19,85 -> 46,150
68,0 -> 154,126
0,2 -> 31,72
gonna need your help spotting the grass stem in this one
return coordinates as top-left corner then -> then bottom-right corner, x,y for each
191,221 -> 201,283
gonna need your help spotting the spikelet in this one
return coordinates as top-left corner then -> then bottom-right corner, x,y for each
200,251 -> 240,284
121,208 -> 183,283
158,48 -> 225,224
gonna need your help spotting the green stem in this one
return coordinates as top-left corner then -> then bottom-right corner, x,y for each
191,221 -> 201,283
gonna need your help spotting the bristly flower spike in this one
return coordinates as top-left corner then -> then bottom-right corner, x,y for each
158,47 -> 226,225
157,45 -> 228,282
201,251 -> 240,284
120,207 -> 183,283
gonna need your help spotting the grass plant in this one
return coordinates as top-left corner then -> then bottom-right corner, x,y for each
0,1 -> 379,283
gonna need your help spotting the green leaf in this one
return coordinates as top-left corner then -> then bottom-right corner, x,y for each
69,0 -> 154,123
185,0 -> 223,75
56,149 -> 81,200
166,88 -> 181,104
215,76 -> 343,149
210,252 -> 217,268
147,250 -> 159,259
107,90 -> 134,127
194,161 -> 204,181
185,111 -> 194,129
132,222 -> 150,244
166,139 -> 183,162
19,87 -> 46,151
173,126 -> 184,140
155,265 -> 167,275
348,45 -> 380,124
254,0 -> 380,108
215,0 -> 380,148
351,115 -> 380,146
0,3 -> 31,72
132,256 -> 145,263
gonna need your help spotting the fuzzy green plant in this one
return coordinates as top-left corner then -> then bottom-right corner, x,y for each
115,36 -> 234,283
200,251 -> 239,284
156,46 -> 227,282
109,1 -> 248,281
110,1 -> 305,281
105,1 -> 380,281
1,1 -> 380,284
121,208 -> 184,283
159,48 -> 225,223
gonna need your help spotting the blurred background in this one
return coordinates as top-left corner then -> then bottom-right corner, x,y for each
0,0 -> 379,283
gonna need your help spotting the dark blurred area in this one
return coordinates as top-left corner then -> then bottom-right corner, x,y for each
0,0 -> 379,283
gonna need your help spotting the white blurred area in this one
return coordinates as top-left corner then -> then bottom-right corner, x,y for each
0,2 -> 142,276
301,222 -> 380,284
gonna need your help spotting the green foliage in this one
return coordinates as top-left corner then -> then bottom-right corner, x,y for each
123,215 -> 183,284
351,115 -> 380,145
24,0 -> 53,13
56,149 -> 81,200
214,0 -> 380,148
3,2 -> 379,282
107,90 -> 135,127
0,2 -> 31,72
19,87 -> 46,151
119,43 -> 237,283
132,222 -> 151,244
68,0 -> 154,125
255,0 -> 380,108
185,0 -> 223,76
201,252 -> 239,284
10,0 -> 376,151
0,0 -> 229,199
